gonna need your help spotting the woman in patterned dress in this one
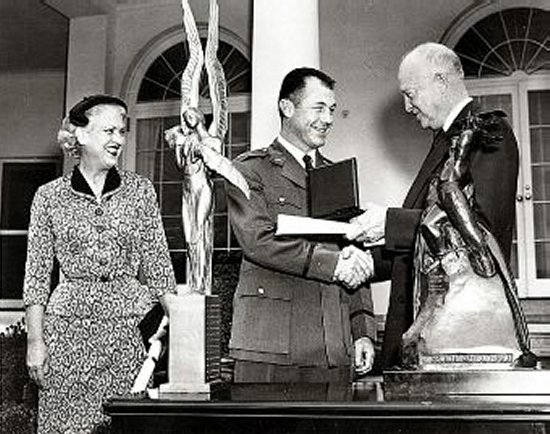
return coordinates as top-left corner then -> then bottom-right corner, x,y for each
23,95 -> 177,433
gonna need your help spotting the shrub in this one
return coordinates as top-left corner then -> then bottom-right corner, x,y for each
0,321 -> 37,434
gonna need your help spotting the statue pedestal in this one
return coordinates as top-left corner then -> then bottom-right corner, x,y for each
383,369 -> 549,401
159,294 -> 221,394
419,352 -> 515,370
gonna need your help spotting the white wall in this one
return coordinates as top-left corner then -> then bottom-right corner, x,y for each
0,71 -> 65,158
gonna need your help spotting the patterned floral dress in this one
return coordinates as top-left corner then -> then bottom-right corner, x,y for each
23,167 -> 176,433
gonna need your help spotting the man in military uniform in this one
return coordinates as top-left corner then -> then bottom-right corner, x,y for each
226,67 -> 377,382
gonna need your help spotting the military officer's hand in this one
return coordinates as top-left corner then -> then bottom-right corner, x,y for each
333,245 -> 374,289
354,337 -> 375,376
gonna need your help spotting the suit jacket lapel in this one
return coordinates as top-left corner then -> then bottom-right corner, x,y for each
403,130 -> 450,208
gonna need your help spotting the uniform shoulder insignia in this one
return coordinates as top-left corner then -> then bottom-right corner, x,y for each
235,147 -> 269,162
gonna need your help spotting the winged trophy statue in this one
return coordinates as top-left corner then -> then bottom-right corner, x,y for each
165,0 -> 250,296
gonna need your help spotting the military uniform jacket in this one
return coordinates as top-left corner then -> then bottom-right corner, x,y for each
373,103 -> 520,369
226,140 -> 376,367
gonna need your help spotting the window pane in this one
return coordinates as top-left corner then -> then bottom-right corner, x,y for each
472,94 -> 513,123
535,241 -> 550,279
530,127 -> 550,164
213,214 -> 228,248
136,150 -> 161,182
136,117 -> 164,151
160,183 -> 182,216
170,251 -> 186,284
230,112 -> 251,145
528,90 -> 550,125
533,203 -> 550,240
531,164 -> 550,201
1,235 -> 27,299
163,216 -> 184,251
163,148 -> 181,180
1,162 -> 59,230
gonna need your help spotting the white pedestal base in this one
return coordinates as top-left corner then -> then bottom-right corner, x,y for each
159,294 -> 220,394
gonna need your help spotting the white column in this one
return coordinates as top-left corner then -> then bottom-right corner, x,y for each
63,14 -> 108,173
251,0 -> 320,148
65,15 -> 108,110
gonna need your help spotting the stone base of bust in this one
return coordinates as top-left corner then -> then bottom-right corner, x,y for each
401,262 -> 523,370
159,293 -> 220,394
383,369 -> 548,401
418,352 -> 516,371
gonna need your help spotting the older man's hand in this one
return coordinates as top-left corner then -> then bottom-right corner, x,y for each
345,202 -> 388,244
333,245 -> 374,289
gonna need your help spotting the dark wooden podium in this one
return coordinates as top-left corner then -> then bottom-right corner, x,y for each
104,377 -> 550,434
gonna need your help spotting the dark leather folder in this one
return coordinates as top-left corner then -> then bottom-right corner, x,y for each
307,157 -> 362,221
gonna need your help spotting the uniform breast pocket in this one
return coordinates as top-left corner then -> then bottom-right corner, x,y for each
266,188 -> 304,217
231,267 -> 293,356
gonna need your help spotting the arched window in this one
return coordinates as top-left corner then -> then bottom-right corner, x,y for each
445,5 -> 550,296
137,39 -> 250,102
454,7 -> 549,78
124,30 -> 251,283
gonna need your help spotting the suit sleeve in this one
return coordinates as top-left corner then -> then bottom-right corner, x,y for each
384,207 -> 423,252
349,284 -> 377,341
368,207 -> 422,282
470,117 -> 519,261
226,160 -> 340,283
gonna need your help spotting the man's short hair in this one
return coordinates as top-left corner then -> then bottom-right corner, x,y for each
278,67 -> 336,104
405,42 -> 464,79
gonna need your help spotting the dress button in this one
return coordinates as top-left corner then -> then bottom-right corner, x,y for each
257,287 -> 265,295
95,208 -> 104,216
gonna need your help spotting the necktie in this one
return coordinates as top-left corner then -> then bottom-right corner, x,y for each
303,154 -> 314,172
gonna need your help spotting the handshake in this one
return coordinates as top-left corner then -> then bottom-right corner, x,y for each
333,245 -> 374,289
333,202 -> 389,289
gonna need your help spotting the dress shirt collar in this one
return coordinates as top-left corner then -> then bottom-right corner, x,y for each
277,135 -> 317,168
442,97 -> 473,132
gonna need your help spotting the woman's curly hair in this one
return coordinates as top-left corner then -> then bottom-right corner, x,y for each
57,116 -> 81,158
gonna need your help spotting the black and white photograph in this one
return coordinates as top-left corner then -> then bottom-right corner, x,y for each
1,0 -> 549,433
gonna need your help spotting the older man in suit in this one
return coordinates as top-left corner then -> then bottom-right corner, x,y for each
346,42 -> 529,370
226,67 -> 377,383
